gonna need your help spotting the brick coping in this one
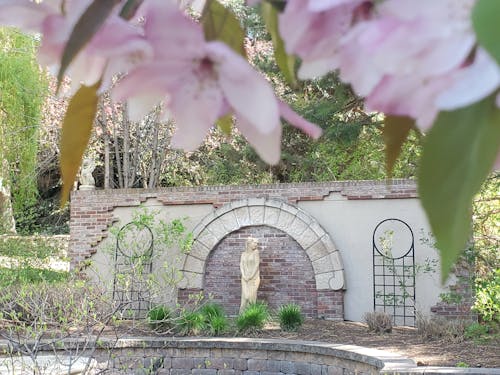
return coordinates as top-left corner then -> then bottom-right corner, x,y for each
1,337 -> 497,374
71,178 -> 417,196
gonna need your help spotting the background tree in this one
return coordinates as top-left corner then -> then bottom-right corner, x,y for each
0,27 -> 46,234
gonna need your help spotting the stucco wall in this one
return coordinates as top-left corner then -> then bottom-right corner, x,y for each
71,180 -> 467,323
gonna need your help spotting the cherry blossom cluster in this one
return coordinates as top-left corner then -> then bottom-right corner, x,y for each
0,0 -> 498,164
0,0 -> 322,165
277,0 -> 500,131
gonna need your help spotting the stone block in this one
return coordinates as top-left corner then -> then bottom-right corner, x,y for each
247,359 -> 267,371
280,361 -> 295,374
178,271 -> 203,289
172,357 -> 193,369
266,359 -> 282,372
192,370 -> 217,375
275,212 -> 296,232
305,239 -> 328,261
184,255 -> 205,274
296,227 -> 320,250
188,241 -> 211,261
288,218 -> 308,238
267,351 -> 285,360
311,363 -> 323,375
205,223 -> 230,242
248,206 -> 265,224
233,207 -> 251,227
295,362 -> 312,375
218,212 -> 239,232
315,272 -> 334,290
197,230 -> 219,250
233,358 -> 248,370
170,370 -> 191,375
205,358 -> 234,370
217,370 -> 236,375
263,207 -> 281,227
326,366 -> 343,375
312,255 -> 334,275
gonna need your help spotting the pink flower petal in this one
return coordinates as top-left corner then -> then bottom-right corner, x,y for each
209,41 -> 280,135
237,117 -> 282,165
436,49 -> 500,110
169,75 -> 223,151
278,101 -> 323,139
0,1 -> 53,32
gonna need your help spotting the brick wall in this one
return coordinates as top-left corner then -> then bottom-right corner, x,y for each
70,180 -> 418,269
430,259 -> 476,321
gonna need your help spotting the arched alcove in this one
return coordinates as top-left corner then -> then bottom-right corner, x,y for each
179,198 -> 345,319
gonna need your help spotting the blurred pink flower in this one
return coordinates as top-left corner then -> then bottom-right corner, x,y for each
0,0 -> 152,91
114,0 -> 321,164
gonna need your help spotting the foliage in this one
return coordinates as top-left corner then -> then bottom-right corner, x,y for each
236,302 -> 269,332
200,303 -> 228,335
0,27 -> 47,232
147,305 -> 171,331
177,309 -> 206,335
0,235 -> 69,287
473,269 -> 500,323
471,173 -> 499,323
363,311 -> 393,334
278,303 -> 304,332
464,322 -> 490,340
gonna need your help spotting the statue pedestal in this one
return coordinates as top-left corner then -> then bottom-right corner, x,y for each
79,185 -> 95,191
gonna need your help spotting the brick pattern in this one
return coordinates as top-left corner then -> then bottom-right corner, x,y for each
70,180 -> 417,269
202,226 -> 319,317
430,260 -> 476,321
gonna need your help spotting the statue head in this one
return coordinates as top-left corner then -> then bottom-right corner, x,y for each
246,237 -> 258,251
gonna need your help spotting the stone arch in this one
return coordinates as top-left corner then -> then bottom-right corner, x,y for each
180,198 -> 345,292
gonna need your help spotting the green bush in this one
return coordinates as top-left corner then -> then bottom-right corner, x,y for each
200,303 -> 228,335
0,267 -> 69,288
236,302 -> 269,332
278,303 -> 304,331
473,269 -> 500,323
177,309 -> 206,335
464,322 -> 489,340
147,305 -> 171,331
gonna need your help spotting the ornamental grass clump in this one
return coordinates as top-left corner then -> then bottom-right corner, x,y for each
177,309 -> 206,335
363,311 -> 393,333
200,302 -> 228,335
147,305 -> 171,331
236,302 -> 269,332
278,303 -> 304,331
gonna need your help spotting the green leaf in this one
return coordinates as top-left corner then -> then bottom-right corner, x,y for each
119,0 -> 143,20
473,0 -> 500,65
216,113 -> 233,135
418,97 -> 500,282
60,84 -> 99,206
261,2 -> 297,88
57,0 -> 119,90
201,0 -> 246,57
382,116 -> 414,178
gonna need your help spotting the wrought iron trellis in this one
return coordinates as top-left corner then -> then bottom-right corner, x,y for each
112,221 -> 154,318
372,218 -> 416,326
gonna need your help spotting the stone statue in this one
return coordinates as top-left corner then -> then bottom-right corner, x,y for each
240,237 -> 260,313
79,156 -> 96,190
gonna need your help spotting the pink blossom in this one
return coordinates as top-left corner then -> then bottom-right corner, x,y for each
279,0 -> 368,80
280,0 -> 500,129
0,0 -> 152,91
114,0 -> 321,165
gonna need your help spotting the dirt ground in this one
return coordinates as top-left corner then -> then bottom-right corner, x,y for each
245,320 -> 500,368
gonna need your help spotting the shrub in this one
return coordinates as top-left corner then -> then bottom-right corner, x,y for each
473,269 -> 500,323
464,322 -> 489,340
200,303 -> 228,335
278,303 -> 304,331
147,305 -> 171,331
364,311 -> 393,333
177,309 -> 206,335
416,314 -> 466,341
236,302 -> 269,332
